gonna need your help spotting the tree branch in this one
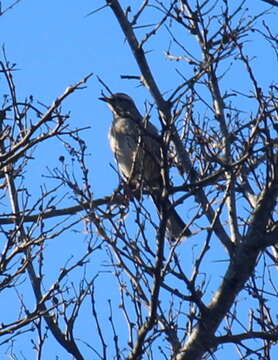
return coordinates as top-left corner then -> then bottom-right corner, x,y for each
0,193 -> 125,224
175,178 -> 278,360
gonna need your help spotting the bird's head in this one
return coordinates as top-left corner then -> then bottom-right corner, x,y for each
99,93 -> 140,118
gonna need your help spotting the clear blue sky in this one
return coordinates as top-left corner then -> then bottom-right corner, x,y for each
1,0 -> 275,197
0,0 -> 277,359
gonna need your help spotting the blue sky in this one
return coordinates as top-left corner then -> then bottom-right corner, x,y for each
0,0 -> 277,359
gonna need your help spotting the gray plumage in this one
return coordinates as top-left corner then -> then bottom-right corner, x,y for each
100,93 -> 191,241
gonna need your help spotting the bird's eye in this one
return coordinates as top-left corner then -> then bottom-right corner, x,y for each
119,99 -> 128,105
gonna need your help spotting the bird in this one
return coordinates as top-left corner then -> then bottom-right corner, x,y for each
100,92 -> 191,241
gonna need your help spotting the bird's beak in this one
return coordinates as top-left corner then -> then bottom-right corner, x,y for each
99,95 -> 112,103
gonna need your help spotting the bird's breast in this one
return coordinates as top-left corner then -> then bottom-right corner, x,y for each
108,117 -> 139,180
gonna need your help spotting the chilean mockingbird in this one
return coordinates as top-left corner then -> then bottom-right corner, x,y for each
100,92 -> 191,241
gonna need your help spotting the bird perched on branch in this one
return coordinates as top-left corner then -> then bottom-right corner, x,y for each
100,92 -> 191,241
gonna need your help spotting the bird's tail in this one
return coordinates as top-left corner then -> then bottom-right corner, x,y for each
151,194 -> 192,242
